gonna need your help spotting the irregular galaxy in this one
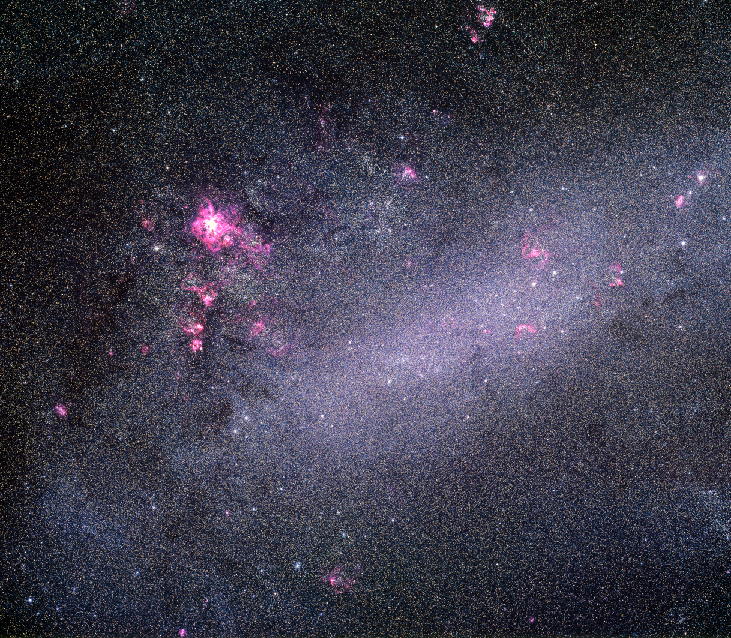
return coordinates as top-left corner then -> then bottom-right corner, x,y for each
4,1 -> 731,637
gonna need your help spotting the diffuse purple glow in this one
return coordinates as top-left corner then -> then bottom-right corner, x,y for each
265,226 -> 620,453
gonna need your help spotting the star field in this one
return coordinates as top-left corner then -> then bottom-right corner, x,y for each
3,1 -> 731,636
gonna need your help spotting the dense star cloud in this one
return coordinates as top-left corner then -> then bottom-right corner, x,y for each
3,0 -> 731,636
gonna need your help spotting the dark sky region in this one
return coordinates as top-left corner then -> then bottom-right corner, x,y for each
3,0 -> 731,636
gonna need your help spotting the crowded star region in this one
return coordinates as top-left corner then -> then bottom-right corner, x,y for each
4,0 -> 731,636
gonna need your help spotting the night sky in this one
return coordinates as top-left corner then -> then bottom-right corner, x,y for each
3,0 -> 731,636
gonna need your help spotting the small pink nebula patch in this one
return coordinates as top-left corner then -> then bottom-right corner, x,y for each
249,319 -> 268,338
243,307 -> 295,357
178,629 -> 187,638
140,344 -> 151,355
189,339 -> 203,352
53,403 -> 68,418
521,233 -> 550,269
465,26 -> 482,43
515,323 -> 537,338
608,262 -> 624,287
476,5 -> 497,28
182,321 -> 205,337
182,274 -> 218,307
394,163 -> 420,186
320,564 -> 360,594
675,194 -> 685,208
180,309 -> 206,338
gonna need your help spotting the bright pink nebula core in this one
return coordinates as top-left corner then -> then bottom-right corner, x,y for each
53,403 -> 68,418
190,201 -> 240,253
189,200 -> 271,268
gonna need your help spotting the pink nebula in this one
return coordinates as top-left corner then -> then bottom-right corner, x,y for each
521,233 -> 550,269
320,564 -> 360,594
477,5 -> 497,28
191,201 -> 241,252
515,323 -> 537,338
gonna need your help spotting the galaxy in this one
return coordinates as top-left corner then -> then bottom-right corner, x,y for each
3,0 -> 731,636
